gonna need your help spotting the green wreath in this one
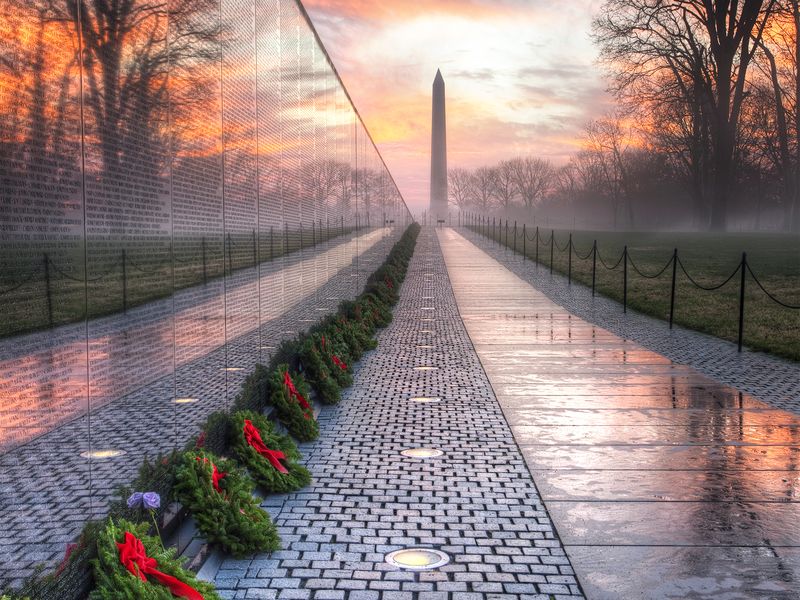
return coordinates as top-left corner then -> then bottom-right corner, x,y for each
173,450 -> 280,557
297,337 -> 342,405
316,333 -> 353,388
266,366 -> 320,442
90,518 -> 220,600
231,411 -> 312,492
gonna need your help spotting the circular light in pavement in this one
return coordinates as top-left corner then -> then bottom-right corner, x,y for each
385,548 -> 450,570
401,447 -> 444,458
173,398 -> 199,404
80,449 -> 127,460
409,397 -> 441,403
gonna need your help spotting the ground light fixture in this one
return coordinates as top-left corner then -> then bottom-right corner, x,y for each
416,345 -> 435,349
413,366 -> 438,371
409,396 -> 441,403
222,367 -> 244,372
172,398 -> 199,404
80,449 -> 127,460
385,548 -> 450,571
400,447 -> 444,459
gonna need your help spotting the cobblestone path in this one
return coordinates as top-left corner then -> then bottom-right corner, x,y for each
210,228 -> 583,600
439,228 -> 800,600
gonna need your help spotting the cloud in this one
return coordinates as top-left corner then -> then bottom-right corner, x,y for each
302,0 -> 609,212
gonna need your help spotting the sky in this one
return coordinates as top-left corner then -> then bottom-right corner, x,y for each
302,0 -> 613,214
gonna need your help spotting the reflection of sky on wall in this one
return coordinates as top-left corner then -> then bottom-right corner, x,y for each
303,0 -> 612,211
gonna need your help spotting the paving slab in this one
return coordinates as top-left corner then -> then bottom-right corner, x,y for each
438,228 -> 800,600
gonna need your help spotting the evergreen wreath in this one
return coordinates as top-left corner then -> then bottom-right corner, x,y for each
318,333 -> 353,388
173,450 -> 280,557
90,518 -> 220,600
266,366 -> 319,441
231,410 -> 312,492
297,336 -> 342,405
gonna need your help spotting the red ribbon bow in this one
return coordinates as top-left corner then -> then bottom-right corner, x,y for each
283,371 -> 312,416
321,335 -> 326,349
332,355 -> 347,371
243,420 -> 289,474
117,532 -> 204,600
384,276 -> 393,289
195,457 -> 226,493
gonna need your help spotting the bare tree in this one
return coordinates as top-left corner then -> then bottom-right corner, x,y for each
593,0 -> 777,231
469,166 -> 497,211
509,157 -> 553,217
447,168 -> 472,211
585,114 -> 636,228
751,0 -> 800,232
491,160 -> 518,212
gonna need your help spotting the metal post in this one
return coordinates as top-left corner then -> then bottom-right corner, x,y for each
623,245 -> 628,313
549,230 -> 554,274
522,224 -> 526,260
514,221 -> 517,253
591,240 -> 597,297
669,248 -> 677,329
201,237 -> 207,284
568,233 -> 572,285
43,253 -> 53,327
122,248 -> 128,313
738,252 -> 747,352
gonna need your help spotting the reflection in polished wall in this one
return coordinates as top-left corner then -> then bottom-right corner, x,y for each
0,0 -> 409,585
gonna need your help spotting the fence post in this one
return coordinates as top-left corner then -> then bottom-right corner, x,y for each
252,229 -> 258,266
549,230 -> 554,274
122,248 -> 128,313
522,224 -> 526,260
568,233 -> 572,285
201,237 -> 207,284
669,248 -> 677,329
738,252 -> 747,352
623,245 -> 628,313
514,221 -> 517,253
591,240 -> 597,297
43,253 -> 53,327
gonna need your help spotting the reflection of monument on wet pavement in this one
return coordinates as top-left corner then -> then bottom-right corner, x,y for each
430,69 -> 448,222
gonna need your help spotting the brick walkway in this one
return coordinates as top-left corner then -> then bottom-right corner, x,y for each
459,228 -> 800,413
210,228 -> 583,600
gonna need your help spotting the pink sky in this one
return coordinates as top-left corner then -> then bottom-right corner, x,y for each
303,0 -> 612,213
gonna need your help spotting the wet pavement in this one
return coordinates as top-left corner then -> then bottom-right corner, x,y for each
439,228 -> 800,600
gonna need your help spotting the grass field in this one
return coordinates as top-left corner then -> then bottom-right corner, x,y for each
472,224 -> 800,362
0,225 -> 363,339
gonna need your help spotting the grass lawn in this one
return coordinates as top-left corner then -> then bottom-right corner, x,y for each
474,224 -> 800,362
0,226 -> 362,339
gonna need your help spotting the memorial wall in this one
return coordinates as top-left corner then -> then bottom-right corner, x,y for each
0,0 -> 410,587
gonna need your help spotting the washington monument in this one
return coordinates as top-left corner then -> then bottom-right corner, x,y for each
430,69 -> 447,220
